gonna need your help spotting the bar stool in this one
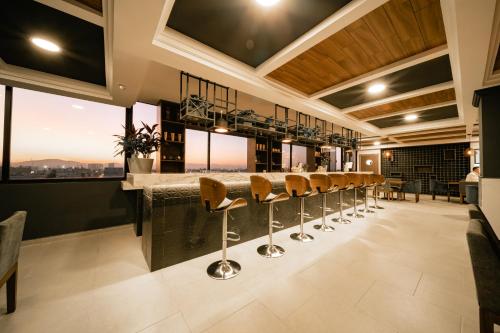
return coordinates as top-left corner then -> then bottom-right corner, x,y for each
199,177 -> 248,280
370,174 -> 385,209
329,174 -> 351,224
310,174 -> 336,232
285,175 -> 317,242
345,173 -> 365,219
359,174 -> 375,214
250,175 -> 289,258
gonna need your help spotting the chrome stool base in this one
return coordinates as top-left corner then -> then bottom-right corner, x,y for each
332,216 -> 351,224
359,208 -> 376,213
370,205 -> 384,209
290,232 -> 314,242
207,260 -> 241,280
257,244 -> 285,258
347,212 -> 364,218
314,224 -> 335,232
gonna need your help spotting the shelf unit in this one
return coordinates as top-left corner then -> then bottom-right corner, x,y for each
159,101 -> 185,173
255,137 -> 268,172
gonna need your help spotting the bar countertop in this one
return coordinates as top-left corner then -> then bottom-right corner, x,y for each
121,171 -> 369,190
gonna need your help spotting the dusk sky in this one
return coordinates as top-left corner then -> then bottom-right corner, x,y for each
11,87 -> 126,165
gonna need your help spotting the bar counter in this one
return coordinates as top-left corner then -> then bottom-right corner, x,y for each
123,172 -> 365,271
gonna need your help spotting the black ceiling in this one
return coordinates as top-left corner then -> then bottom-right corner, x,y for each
167,0 -> 351,67
368,104 -> 458,129
0,1 -> 106,86
322,55 -> 453,109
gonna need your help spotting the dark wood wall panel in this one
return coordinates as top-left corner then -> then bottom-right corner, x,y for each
267,0 -> 446,95
350,88 -> 455,119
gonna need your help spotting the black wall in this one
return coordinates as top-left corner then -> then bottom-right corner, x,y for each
381,143 -> 471,194
0,181 -> 137,240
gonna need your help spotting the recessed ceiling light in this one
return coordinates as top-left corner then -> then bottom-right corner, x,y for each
367,83 -> 386,94
256,0 -> 280,7
72,104 -> 84,110
30,37 -> 61,53
374,141 -> 381,146
404,114 -> 418,121
118,84 -> 126,90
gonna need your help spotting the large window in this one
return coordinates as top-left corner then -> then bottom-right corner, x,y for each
210,133 -> 247,172
282,143 -> 291,171
0,85 -> 4,175
291,145 -> 307,168
10,88 -> 125,179
185,129 -> 208,172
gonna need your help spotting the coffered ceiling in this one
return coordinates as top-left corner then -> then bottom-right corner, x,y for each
0,0 -> 497,147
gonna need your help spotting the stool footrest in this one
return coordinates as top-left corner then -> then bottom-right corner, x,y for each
272,221 -> 284,229
227,232 -> 240,242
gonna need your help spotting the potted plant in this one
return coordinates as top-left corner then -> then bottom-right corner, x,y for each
114,122 -> 161,174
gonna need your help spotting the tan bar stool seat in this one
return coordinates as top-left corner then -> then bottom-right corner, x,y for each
359,174 -> 376,214
285,175 -> 317,242
310,174 -> 336,232
250,175 -> 289,258
345,173 -> 365,219
200,177 -> 248,280
329,174 -> 352,224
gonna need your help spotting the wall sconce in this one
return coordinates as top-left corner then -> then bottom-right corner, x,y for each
383,150 -> 393,158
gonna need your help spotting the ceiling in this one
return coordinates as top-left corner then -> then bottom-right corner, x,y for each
0,0 -> 106,86
166,0 -> 351,68
0,0 -> 498,148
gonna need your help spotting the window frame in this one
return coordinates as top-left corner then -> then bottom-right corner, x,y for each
0,85 -> 131,183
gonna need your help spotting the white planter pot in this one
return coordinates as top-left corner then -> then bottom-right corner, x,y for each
127,156 -> 154,174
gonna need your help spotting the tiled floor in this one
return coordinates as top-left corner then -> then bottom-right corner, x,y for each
0,195 -> 497,333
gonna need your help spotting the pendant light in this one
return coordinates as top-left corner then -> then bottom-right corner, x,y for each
282,107 -> 292,143
214,116 -> 228,133
464,133 -> 474,157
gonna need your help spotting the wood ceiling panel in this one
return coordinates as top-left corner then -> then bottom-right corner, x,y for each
494,46 -> 500,72
350,88 -> 455,119
391,125 -> 465,138
267,0 -> 447,95
401,134 -> 466,143
396,129 -> 465,140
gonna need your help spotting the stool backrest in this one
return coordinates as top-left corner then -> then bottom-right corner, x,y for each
363,174 -> 375,186
250,175 -> 272,203
329,174 -> 348,190
345,173 -> 363,187
199,177 -> 227,211
310,174 -> 332,193
0,211 -> 26,278
375,174 -> 385,185
285,175 -> 311,197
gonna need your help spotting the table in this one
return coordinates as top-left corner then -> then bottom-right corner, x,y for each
447,181 -> 460,202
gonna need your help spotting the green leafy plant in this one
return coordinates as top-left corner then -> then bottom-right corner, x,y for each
136,122 -> 161,158
114,122 -> 161,158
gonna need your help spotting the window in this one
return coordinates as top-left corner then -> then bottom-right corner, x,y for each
291,145 -> 307,168
133,102 -> 157,130
282,143 -> 291,171
185,129 -> 208,172
133,102 -> 158,172
0,85 -> 4,175
210,133 -> 247,172
10,87 -> 125,179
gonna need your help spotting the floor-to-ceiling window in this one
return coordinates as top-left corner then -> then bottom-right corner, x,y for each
282,143 -> 291,171
291,145 -> 307,168
10,87 -> 125,179
210,133 -> 247,172
133,102 -> 158,171
185,129 -> 208,172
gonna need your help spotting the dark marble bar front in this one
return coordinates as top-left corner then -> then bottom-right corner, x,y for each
140,173 -> 359,272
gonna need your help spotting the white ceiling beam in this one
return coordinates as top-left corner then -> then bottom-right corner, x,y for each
483,1 -> 500,86
380,117 -> 464,136
440,0 -> 496,134
255,0 -> 389,77
398,132 -> 466,141
311,45 -> 449,99
360,100 -> 456,121
35,0 -> 104,26
341,81 -> 454,114
0,60 -> 112,101
392,126 -> 465,138
361,137 -> 469,149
